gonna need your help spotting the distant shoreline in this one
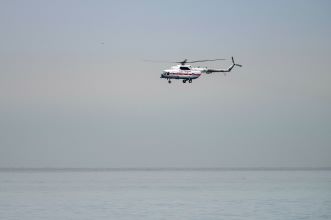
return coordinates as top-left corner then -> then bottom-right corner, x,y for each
1,167 -> 331,172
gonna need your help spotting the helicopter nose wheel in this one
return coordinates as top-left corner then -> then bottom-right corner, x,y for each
189,79 -> 192,83
183,80 -> 186,83
168,80 -> 171,84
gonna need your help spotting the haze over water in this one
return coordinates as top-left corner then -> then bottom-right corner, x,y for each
1,0 -> 330,169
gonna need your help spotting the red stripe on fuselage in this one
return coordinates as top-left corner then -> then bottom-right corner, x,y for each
172,73 -> 201,76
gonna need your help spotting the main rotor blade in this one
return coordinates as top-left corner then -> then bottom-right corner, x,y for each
182,59 -> 226,64
145,58 -> 227,65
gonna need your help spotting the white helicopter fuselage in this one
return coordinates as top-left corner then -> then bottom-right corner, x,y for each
161,65 -> 206,83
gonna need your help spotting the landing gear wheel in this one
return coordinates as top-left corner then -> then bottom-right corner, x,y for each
183,80 -> 186,83
189,79 -> 192,83
168,80 -> 171,84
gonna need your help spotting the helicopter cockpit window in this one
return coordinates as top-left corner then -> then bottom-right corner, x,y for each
180,66 -> 190,70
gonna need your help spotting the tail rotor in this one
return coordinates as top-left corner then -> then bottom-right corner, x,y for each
232,56 -> 242,67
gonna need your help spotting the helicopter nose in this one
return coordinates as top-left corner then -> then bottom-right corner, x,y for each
161,71 -> 167,78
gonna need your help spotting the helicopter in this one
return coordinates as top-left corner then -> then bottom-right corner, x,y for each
160,57 -> 242,84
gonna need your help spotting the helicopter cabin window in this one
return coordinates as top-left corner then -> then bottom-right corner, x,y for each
180,66 -> 190,70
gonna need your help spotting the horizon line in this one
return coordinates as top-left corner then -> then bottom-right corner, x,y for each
1,167 -> 331,172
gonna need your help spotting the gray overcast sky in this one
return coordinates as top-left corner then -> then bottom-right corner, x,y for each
0,0 -> 330,168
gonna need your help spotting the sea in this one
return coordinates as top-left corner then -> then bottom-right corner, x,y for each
0,168 -> 330,220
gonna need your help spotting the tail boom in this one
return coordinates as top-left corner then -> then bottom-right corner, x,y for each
206,57 -> 241,74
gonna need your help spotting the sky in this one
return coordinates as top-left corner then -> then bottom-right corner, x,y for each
0,0 -> 330,168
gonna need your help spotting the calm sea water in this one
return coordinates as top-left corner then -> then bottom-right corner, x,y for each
0,169 -> 330,220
